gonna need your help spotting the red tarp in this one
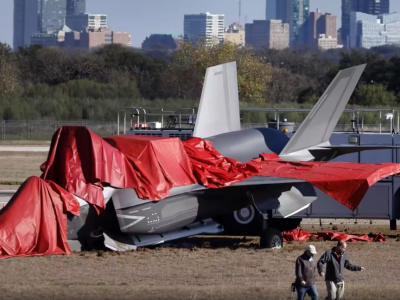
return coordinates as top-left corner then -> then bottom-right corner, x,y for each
0,126 -> 398,259
183,137 -> 400,211
0,176 -> 79,259
40,126 -> 197,211
40,128 -> 400,211
282,229 -> 387,243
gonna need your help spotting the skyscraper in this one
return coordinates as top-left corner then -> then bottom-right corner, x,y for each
67,0 -> 86,15
357,0 -> 389,15
350,11 -> 400,49
183,12 -> 225,46
245,20 -> 290,49
39,0 -> 67,33
66,14 -> 107,32
276,0 -> 310,46
306,10 -> 337,47
307,9 -> 323,44
265,0 -> 277,20
13,0 -> 39,50
341,0 -> 390,48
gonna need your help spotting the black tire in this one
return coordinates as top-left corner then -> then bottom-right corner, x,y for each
216,205 -> 261,236
259,227 -> 283,249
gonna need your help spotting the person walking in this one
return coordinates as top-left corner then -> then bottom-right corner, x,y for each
295,245 -> 319,300
317,241 -> 365,300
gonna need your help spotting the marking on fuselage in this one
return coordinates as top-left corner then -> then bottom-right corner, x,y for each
116,214 -> 146,230
142,207 -> 151,211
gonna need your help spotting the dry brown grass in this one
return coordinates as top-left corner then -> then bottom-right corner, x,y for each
0,151 -> 47,183
0,234 -> 399,300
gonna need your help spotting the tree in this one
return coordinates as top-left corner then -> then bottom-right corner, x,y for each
354,84 -> 396,106
173,39 -> 272,103
264,67 -> 317,104
0,43 -> 21,96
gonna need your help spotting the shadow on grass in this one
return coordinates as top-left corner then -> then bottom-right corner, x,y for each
150,235 -> 261,250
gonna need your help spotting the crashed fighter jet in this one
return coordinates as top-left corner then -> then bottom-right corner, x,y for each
1,62 -> 400,258
62,62 -> 400,251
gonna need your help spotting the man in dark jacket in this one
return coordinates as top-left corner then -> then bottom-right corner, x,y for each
317,241 -> 365,300
295,245 -> 318,300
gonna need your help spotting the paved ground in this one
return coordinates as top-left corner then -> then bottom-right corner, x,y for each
0,146 -> 49,152
0,190 -> 15,207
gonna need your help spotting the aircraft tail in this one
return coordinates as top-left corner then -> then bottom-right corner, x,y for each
193,61 -> 241,138
279,64 -> 367,161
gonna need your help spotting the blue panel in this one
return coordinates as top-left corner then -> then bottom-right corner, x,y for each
359,134 -> 393,164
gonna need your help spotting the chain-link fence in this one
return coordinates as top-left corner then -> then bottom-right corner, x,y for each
0,120 -> 118,141
0,120 -> 394,141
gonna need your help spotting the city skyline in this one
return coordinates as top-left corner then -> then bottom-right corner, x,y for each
2,0 -> 400,48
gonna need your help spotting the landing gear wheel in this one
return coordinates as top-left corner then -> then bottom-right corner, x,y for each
260,227 -> 283,249
87,228 -> 107,251
233,205 -> 256,224
215,205 -> 260,235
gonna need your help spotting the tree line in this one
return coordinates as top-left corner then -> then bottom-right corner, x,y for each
0,41 -> 400,122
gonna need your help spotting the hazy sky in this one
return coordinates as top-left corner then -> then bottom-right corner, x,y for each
1,0 -> 400,48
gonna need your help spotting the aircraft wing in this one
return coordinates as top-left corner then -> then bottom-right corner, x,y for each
231,177 -> 317,218
321,145 -> 400,155
231,176 -> 306,186
306,144 -> 400,160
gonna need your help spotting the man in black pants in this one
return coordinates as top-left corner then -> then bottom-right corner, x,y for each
317,241 -> 365,300
295,245 -> 318,300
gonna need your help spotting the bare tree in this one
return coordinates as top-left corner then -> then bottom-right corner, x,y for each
265,67 -> 317,103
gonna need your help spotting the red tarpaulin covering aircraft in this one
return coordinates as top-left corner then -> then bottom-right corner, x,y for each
1,62 -> 400,258
0,126 -> 398,259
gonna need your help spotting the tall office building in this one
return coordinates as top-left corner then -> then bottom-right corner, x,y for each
357,0 -> 389,15
341,0 -> 358,47
265,0 -> 277,20
39,0 -> 67,34
276,0 -> 310,46
306,10 -> 338,48
341,0 -> 390,48
320,13 -> 337,39
183,12 -> 225,45
307,9 -> 323,43
13,0 -> 39,50
349,12 -> 400,49
305,9 -> 337,46
66,14 -> 107,32
245,20 -> 290,50
67,0 -> 86,15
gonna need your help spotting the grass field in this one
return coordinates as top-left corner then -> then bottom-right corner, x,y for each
1,150 -> 400,300
0,151 -> 47,184
0,232 -> 399,300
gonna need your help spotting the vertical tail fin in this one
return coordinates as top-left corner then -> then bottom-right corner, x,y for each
193,61 -> 241,138
279,64 -> 366,160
